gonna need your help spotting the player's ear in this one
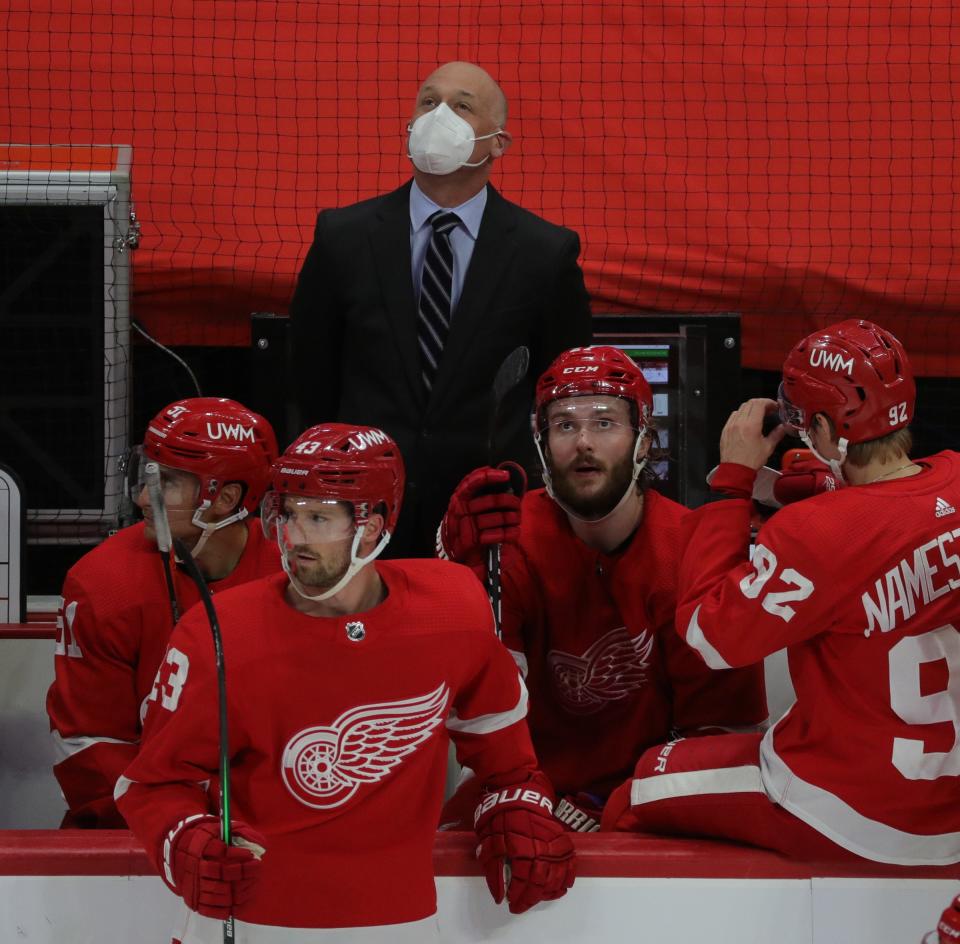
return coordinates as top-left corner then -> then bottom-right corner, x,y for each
811,413 -> 831,439
636,429 -> 652,461
213,482 -> 244,517
362,512 -> 386,551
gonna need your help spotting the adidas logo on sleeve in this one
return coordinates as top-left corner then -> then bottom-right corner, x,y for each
935,497 -> 956,518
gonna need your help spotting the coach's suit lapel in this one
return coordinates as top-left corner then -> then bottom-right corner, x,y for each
370,182 -> 426,411
429,186 -> 517,409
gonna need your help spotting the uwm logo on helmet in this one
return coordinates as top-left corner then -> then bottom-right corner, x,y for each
809,348 -> 854,375
348,429 -> 389,450
206,422 -> 255,442
562,365 -> 599,374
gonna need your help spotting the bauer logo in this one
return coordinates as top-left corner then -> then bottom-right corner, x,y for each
279,467 -> 309,476
206,422 -> 255,442
562,366 -> 599,374
809,348 -> 854,375
348,428 -> 389,450
280,684 -> 448,810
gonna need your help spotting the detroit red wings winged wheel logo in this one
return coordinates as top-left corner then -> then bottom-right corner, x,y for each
281,683 -> 449,809
548,627 -> 654,715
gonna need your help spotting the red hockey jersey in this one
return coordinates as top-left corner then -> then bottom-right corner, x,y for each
500,488 -> 767,798
116,561 -> 539,932
678,452 -> 960,865
46,520 -> 280,827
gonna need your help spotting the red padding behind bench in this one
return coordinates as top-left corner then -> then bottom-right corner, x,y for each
0,625 -> 56,640
1,831 -> 958,880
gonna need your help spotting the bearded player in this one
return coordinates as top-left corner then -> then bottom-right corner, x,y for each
603,320 -> 960,866
437,346 -> 767,831
116,424 -> 575,943
46,398 -> 279,828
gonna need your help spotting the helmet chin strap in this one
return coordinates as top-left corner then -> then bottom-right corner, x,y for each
189,500 -> 249,559
800,431 -> 849,484
535,429 -> 649,525
280,527 -> 391,603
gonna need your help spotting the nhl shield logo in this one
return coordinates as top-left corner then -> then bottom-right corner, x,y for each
345,620 -> 365,642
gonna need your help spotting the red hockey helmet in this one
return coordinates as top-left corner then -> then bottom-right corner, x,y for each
535,346 -> 653,433
142,397 -> 278,514
779,320 -> 915,445
265,423 -> 404,538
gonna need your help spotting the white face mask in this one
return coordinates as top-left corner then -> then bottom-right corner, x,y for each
406,103 -> 501,175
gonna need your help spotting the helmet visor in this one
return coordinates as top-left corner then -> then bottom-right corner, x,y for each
539,396 -> 637,438
121,445 -> 200,504
777,382 -> 807,436
261,492 -> 355,546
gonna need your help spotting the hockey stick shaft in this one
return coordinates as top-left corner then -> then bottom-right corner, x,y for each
144,462 -> 181,624
486,544 -> 503,640
485,347 -> 530,639
172,536 -> 235,944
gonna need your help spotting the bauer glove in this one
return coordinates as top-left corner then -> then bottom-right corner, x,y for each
437,464 -> 526,566
163,814 -> 265,919
474,774 -> 576,913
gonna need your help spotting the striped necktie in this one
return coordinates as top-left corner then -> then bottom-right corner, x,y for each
418,210 -> 460,392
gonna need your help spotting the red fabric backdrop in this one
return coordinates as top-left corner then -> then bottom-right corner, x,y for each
2,0 -> 958,373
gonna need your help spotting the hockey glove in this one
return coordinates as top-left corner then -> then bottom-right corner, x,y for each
936,895 -> 960,943
553,792 -> 603,833
164,814 -> 266,919
774,450 -> 839,506
437,464 -> 526,566
474,775 -> 576,914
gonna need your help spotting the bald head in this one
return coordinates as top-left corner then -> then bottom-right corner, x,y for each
416,61 -> 508,128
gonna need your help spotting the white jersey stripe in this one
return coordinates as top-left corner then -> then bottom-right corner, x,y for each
630,764 -> 764,807
51,730 -> 136,762
113,774 -> 136,803
507,647 -> 529,678
446,677 -> 529,735
684,604 -> 733,670
760,727 -> 960,865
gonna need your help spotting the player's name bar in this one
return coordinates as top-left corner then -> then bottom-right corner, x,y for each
1,832 -> 958,880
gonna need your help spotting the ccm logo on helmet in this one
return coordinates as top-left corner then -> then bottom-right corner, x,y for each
562,366 -> 600,374
809,349 -> 854,375
348,429 -> 389,450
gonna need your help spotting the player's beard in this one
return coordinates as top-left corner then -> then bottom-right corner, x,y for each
287,541 -> 352,592
550,448 -> 635,519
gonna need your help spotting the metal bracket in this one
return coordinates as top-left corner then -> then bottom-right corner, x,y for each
113,205 -> 141,254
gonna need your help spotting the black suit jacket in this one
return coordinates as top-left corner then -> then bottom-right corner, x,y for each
289,181 -> 592,556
